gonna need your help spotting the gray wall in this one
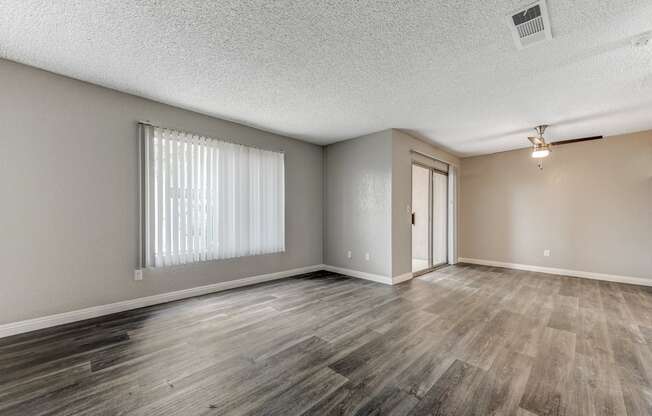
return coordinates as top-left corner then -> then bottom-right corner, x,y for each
391,130 -> 460,277
323,131 -> 393,276
0,59 -> 323,324
322,129 -> 460,279
460,130 -> 652,279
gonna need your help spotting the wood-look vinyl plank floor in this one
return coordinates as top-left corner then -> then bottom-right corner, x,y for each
1,265 -> 652,415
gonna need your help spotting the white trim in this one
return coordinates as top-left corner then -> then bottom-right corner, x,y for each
458,257 -> 652,287
392,272 -> 414,284
0,264 -> 323,339
0,264 -> 421,339
322,265 -> 393,285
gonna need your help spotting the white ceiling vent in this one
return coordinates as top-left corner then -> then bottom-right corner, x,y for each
507,0 -> 552,49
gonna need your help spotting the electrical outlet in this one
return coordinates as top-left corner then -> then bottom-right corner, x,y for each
134,269 -> 143,281
347,250 -> 352,259
543,249 -> 551,257
365,252 -> 370,261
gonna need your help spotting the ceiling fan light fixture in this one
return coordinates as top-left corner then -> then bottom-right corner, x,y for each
531,144 -> 550,158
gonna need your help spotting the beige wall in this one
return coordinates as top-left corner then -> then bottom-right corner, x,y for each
0,59 -> 323,324
460,130 -> 652,280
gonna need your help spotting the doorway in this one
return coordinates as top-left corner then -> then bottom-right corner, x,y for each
411,163 -> 448,274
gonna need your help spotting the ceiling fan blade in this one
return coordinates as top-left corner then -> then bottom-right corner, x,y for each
551,136 -> 603,146
528,136 -> 543,146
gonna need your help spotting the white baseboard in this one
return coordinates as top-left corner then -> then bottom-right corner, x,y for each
321,265 -> 414,286
392,272 -> 414,284
458,257 -> 652,287
321,265 -> 394,285
0,263 -> 419,339
0,264 -> 323,339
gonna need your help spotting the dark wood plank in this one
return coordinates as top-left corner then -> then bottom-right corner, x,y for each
547,294 -> 580,334
464,349 -> 533,416
519,326 -> 577,416
408,359 -> 486,416
572,352 -> 628,416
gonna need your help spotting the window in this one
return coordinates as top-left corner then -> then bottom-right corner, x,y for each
139,124 -> 285,268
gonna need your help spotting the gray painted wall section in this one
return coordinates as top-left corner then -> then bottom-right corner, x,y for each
0,59 -> 323,324
323,131 -> 393,277
460,130 -> 652,280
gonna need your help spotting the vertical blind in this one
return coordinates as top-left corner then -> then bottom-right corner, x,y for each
140,125 -> 285,268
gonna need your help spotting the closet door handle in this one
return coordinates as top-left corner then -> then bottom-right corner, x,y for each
411,212 -> 415,225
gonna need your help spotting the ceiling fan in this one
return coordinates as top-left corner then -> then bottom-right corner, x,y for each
527,125 -> 603,168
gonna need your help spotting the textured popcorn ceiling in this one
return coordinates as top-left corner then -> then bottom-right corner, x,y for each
1,1 -> 652,155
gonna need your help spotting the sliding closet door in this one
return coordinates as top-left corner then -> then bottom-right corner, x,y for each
411,165 -> 431,273
432,172 -> 448,267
